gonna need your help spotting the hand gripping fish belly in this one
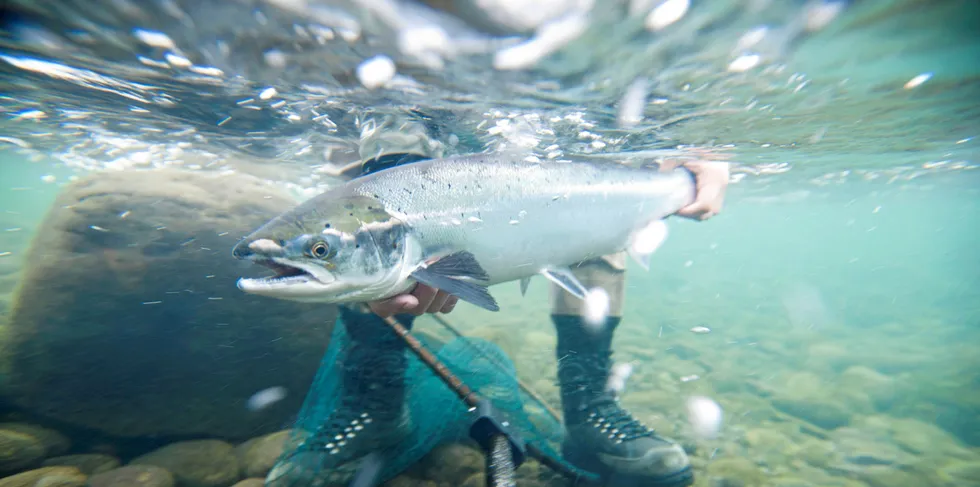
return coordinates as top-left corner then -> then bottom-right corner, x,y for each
232,155 -> 695,312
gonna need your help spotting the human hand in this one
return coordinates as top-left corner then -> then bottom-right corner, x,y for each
367,283 -> 459,318
663,159 -> 730,221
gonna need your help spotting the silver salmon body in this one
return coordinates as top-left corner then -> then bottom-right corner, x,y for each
232,154 -> 695,311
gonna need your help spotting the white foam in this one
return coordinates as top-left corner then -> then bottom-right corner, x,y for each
357,56 -> 396,90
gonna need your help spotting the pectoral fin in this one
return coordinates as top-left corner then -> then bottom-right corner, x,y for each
628,220 -> 669,271
410,251 -> 499,312
541,267 -> 587,299
519,277 -> 531,296
423,250 -> 490,281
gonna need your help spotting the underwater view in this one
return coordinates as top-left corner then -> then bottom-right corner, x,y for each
0,0 -> 978,486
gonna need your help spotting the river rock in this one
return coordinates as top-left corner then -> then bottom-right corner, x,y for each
421,443 -> 484,483
706,457 -> 766,486
130,439 -> 240,487
235,430 -> 293,478
886,417 -> 974,459
769,372 -> 852,430
0,429 -> 45,473
0,466 -> 86,487
459,473 -> 486,487
87,465 -> 175,487
772,397 -> 852,430
0,423 -> 70,457
42,454 -> 120,475
1,169 -> 336,439
837,366 -> 897,411
231,480 -> 265,487
938,459 -> 980,485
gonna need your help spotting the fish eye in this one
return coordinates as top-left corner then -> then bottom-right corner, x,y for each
310,241 -> 330,258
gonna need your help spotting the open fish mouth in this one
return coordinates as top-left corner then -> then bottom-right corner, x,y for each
237,257 -> 336,291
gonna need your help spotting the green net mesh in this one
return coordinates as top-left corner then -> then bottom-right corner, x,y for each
265,315 -> 596,486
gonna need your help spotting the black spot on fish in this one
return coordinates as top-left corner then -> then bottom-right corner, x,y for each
324,223 -> 331,228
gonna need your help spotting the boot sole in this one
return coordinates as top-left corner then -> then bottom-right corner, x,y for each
564,448 -> 695,487
605,465 -> 694,487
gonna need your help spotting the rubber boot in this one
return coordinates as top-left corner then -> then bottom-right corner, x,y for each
300,306 -> 416,471
553,315 -> 693,486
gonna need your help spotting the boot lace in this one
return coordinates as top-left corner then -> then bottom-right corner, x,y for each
588,398 -> 654,442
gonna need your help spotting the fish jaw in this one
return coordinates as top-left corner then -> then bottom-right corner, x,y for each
236,255 -> 341,303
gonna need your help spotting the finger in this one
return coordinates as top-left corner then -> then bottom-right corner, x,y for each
408,283 -> 439,316
676,203 -> 706,220
658,159 -> 681,172
368,293 -> 419,318
428,291 -> 451,314
439,296 -> 458,314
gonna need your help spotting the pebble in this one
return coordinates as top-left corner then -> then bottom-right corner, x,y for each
690,326 -> 711,334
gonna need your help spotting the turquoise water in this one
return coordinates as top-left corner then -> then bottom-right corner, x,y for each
1,0 -> 979,486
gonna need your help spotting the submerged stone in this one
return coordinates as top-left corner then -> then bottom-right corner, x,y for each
0,466 -> 86,487
234,430 -> 293,478
1,169 -> 336,439
130,439 -> 240,487
771,397 -> 851,430
421,443 -> 484,483
938,460 -> 980,485
0,423 -> 70,457
87,465 -> 175,487
0,429 -> 45,473
837,366 -> 898,411
706,457 -> 766,486
42,453 -> 121,475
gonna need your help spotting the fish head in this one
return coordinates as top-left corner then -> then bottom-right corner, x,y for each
232,194 -> 412,303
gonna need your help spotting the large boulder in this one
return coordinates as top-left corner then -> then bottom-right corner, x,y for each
0,169 -> 336,439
